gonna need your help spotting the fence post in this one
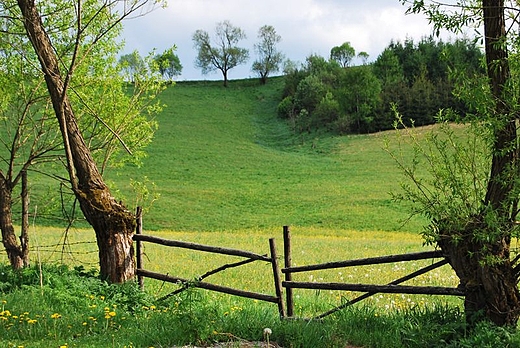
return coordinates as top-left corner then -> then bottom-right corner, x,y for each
269,238 -> 286,319
283,225 -> 294,317
136,206 -> 144,290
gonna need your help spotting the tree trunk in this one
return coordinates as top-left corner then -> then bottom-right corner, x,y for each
438,0 -> 520,326
17,0 -> 135,283
0,175 -> 24,269
439,221 -> 520,326
20,171 -> 29,267
223,69 -> 229,87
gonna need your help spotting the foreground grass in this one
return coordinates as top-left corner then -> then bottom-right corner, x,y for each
1,264 -> 519,348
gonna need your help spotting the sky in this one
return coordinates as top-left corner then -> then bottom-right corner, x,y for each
119,0 -> 463,81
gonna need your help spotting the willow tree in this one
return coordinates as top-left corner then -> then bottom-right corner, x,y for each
394,0 -> 520,326
7,0 -> 163,282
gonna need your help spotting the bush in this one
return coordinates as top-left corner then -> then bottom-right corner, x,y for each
277,96 -> 295,119
313,92 -> 341,127
294,75 -> 326,115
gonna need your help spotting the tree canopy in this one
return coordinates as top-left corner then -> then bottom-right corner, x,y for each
154,46 -> 183,80
193,20 -> 249,87
278,37 -> 482,134
252,25 -> 284,84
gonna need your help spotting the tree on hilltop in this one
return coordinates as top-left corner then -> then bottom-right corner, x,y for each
252,25 -> 284,85
154,46 -> 183,81
330,42 -> 355,68
192,20 -> 249,87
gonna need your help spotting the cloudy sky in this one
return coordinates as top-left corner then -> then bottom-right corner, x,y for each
119,0 -> 462,81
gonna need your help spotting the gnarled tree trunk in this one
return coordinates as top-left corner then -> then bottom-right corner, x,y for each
439,221 -> 520,326
438,0 -> 520,326
18,0 -> 135,283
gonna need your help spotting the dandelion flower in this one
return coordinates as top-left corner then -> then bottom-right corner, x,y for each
51,313 -> 61,319
263,327 -> 272,335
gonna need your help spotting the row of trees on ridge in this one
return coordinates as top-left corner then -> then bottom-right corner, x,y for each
278,37 -> 483,134
120,20 -> 284,87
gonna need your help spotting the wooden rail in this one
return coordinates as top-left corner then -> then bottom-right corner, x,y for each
133,217 -> 462,321
281,226 -> 461,320
133,212 -> 285,318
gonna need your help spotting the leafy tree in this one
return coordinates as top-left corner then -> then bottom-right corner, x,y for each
314,92 -> 341,127
373,48 -> 405,86
396,0 -> 520,326
330,42 -> 355,68
252,25 -> 284,84
337,66 -> 381,133
119,50 -> 146,83
357,51 -> 369,65
154,46 -> 182,80
12,0 -> 164,282
193,20 -> 249,87
281,59 -> 307,98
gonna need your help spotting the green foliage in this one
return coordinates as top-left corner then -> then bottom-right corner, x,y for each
314,92 -> 341,127
119,50 -> 147,83
279,36 -> 482,135
294,75 -> 327,115
330,41 -> 356,67
386,115 -> 490,245
153,46 -> 183,80
252,25 -> 284,84
192,20 -> 249,86
0,1 -> 164,246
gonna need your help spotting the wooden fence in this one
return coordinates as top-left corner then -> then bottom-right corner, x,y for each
133,208 -> 286,318
280,226 -> 464,320
133,213 -> 464,320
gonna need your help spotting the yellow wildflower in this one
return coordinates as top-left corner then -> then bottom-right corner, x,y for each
51,313 -> 62,319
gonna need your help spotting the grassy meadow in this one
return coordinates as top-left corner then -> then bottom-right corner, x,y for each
106,77 -> 425,233
5,77 -> 514,347
14,76 -> 450,299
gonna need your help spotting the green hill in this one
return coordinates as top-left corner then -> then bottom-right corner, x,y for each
108,77 -> 425,233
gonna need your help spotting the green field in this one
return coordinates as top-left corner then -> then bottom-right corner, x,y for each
105,77 -> 425,233
4,78 -> 520,347
5,77 -> 443,293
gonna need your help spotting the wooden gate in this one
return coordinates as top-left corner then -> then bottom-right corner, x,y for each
133,208 -> 285,318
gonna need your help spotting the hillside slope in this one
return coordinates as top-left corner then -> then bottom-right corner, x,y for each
110,78 -> 424,233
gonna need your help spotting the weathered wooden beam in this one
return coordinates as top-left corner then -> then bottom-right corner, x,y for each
269,238 -> 286,318
282,281 -> 464,296
133,234 -> 271,262
137,268 -> 279,303
313,259 -> 451,320
283,250 -> 444,273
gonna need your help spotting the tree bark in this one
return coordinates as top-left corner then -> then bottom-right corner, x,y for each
438,0 -> 520,326
439,220 -> 520,326
17,0 -> 135,283
0,174 -> 24,269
